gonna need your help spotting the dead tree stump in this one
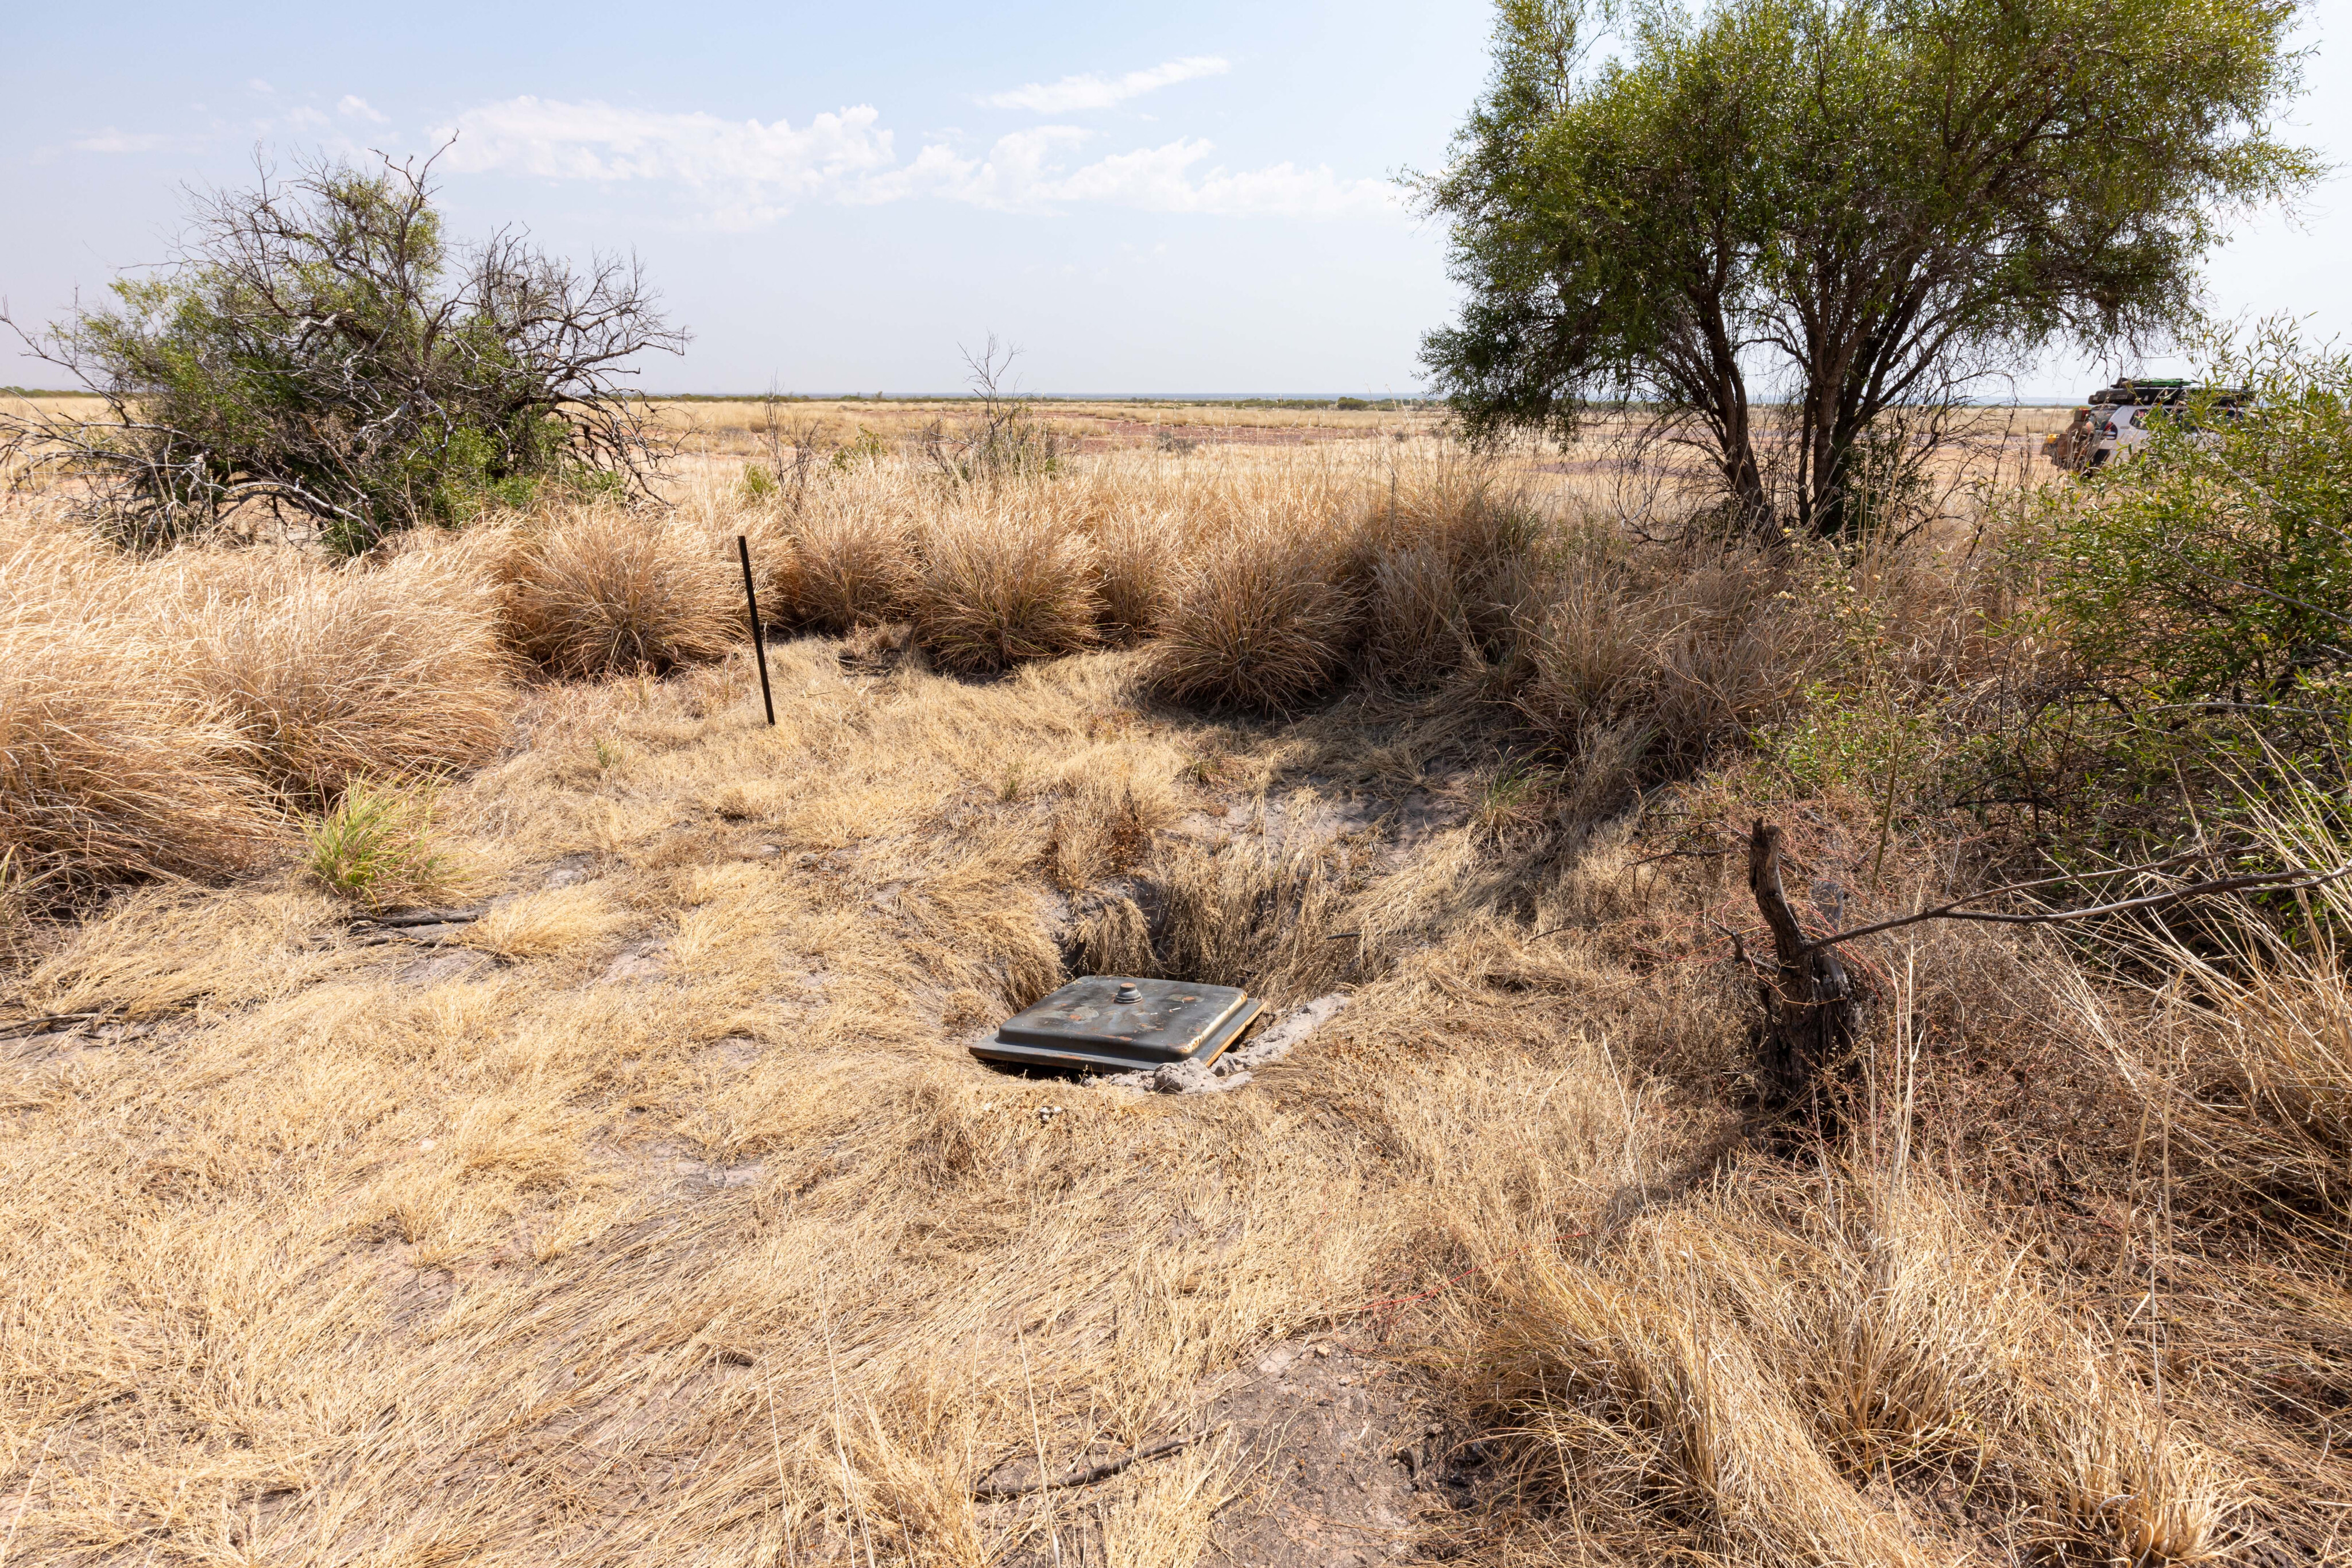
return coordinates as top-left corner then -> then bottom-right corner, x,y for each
1746,819 -> 1858,1125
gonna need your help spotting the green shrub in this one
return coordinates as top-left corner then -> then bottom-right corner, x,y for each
2024,324 -> 2352,703
738,463 -> 779,506
832,428 -> 893,470
1766,682 -> 1942,800
0,156 -> 682,554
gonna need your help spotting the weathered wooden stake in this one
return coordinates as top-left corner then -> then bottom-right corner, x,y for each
1747,819 -> 1857,1125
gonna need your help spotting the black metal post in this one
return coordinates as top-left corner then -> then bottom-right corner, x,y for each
737,535 -> 776,727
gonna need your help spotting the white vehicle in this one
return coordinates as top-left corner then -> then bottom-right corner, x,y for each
2043,379 -> 2243,471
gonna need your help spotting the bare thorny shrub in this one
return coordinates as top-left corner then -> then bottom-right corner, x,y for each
0,149 -> 684,555
745,382 -> 839,514
914,336 -> 1063,487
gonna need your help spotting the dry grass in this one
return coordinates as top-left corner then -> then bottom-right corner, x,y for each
172,543 -> 512,799
2072,794 -> 2352,1227
503,505 -> 741,677
5,434 -> 2348,1568
0,611 -> 276,900
775,478 -> 915,633
1076,836 -> 1362,1001
0,522 -> 278,902
0,644 -> 1471,1563
0,513 -> 517,917
1144,525 -> 1360,712
1460,1160 -> 2230,1566
1516,526 -> 1823,787
647,396 -> 1441,462
910,501 -> 1101,673
1358,453 -> 1545,691
1087,507 -> 1176,644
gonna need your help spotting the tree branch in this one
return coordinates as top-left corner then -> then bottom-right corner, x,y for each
1797,854 -> 2352,955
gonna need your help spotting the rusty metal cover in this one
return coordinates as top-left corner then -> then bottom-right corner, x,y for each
973,975 -> 1263,1073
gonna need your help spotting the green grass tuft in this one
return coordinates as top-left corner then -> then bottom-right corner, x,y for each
304,781 -> 459,909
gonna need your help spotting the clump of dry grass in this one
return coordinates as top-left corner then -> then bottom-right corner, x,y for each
0,505 -> 529,909
731,517 -> 803,629
1359,454 -> 1546,690
1042,740 -> 1183,892
1516,528 -> 1817,786
504,505 -> 740,676
1145,526 -> 1360,712
911,504 -> 1101,673
172,544 -> 513,800
0,613 -> 278,899
2075,797 -> 2352,1222
1075,834 -> 1362,1003
0,527 -> 281,899
778,480 -> 914,632
1086,508 -> 1175,644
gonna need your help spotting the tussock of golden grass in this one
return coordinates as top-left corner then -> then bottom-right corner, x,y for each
0,530 -> 280,897
172,544 -> 512,799
778,482 -> 914,632
1088,508 -> 1175,643
911,503 -> 1101,673
0,616 -> 277,899
505,506 -> 740,676
1517,531 -> 1817,781
1361,544 -> 1479,688
1,516 -> 519,904
1145,528 -> 1359,712
1359,457 -> 1545,690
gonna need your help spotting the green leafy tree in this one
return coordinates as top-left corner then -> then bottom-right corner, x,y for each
2,151 -> 686,554
1419,0 -> 2314,536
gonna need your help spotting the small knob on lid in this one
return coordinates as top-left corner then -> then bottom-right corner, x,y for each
1114,982 -> 1140,1004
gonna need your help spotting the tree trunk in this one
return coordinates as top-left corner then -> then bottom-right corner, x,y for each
1725,425 -> 1771,529
1746,819 -> 1858,1125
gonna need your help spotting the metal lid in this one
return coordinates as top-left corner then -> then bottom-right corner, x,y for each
987,975 -> 1251,1066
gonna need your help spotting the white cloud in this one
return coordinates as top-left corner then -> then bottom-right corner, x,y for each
423,92 -> 1396,226
70,130 -> 193,153
337,95 -> 388,124
981,56 -> 1229,114
884,129 -> 1396,218
889,126 -> 1093,211
1027,138 -> 1397,217
438,97 -> 896,219
247,78 -> 273,95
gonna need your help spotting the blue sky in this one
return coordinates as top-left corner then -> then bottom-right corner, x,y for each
3,0 -> 2346,397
